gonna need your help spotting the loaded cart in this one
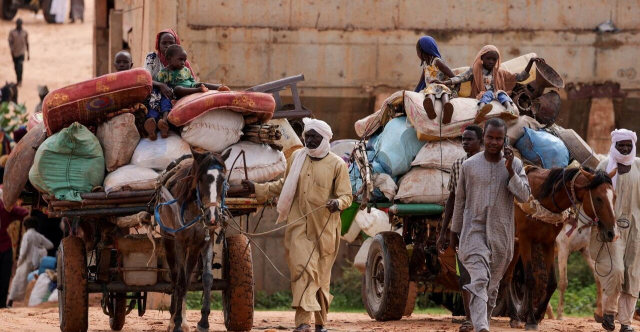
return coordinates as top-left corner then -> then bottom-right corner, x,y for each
7,74 -> 312,332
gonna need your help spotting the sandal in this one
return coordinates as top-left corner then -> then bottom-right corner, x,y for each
602,314 -> 616,331
144,118 -> 157,141
459,320 -> 474,332
474,103 -> 493,124
423,96 -> 437,120
442,102 -> 454,124
315,325 -> 328,332
293,324 -> 312,332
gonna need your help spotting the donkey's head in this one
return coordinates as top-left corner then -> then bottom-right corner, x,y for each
188,148 -> 231,223
579,168 -> 617,242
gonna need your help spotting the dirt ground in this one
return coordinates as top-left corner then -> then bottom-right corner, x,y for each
0,305 -> 632,332
0,0 -> 94,112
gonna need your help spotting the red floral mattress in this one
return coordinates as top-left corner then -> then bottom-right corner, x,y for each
43,68 -> 152,135
168,91 -> 276,126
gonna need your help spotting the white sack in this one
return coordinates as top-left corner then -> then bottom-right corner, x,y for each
341,220 -> 362,244
181,110 -> 244,153
104,165 -> 159,194
131,133 -> 192,171
354,208 -> 391,237
97,113 -> 141,172
395,168 -> 450,204
411,139 -> 466,170
507,115 -> 543,146
28,273 -> 51,307
224,141 -> 286,184
372,173 -> 397,201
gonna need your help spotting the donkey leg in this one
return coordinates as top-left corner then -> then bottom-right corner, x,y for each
556,241 -> 570,320
535,246 -> 558,322
520,241 -> 538,330
197,242 -> 214,332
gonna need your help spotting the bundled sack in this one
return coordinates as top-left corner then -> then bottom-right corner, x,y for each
507,115 -> 543,146
181,110 -> 244,153
97,113 -> 141,172
354,208 -> 391,237
131,133 -> 192,171
395,167 -> 450,204
168,91 -> 276,126
3,122 -> 47,211
104,165 -> 159,193
515,127 -> 570,169
411,139 -> 466,170
29,123 -> 105,201
224,141 -> 286,184
43,68 -> 152,135
373,117 -> 425,178
268,118 -> 303,160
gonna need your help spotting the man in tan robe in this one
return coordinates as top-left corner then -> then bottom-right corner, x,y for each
591,129 -> 640,332
244,118 -> 352,332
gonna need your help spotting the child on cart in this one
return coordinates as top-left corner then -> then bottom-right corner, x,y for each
148,44 -> 230,140
438,45 -> 545,124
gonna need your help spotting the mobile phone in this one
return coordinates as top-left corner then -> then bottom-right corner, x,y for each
504,136 -> 510,150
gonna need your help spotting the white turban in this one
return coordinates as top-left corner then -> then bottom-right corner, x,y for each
276,118 -> 333,223
606,129 -> 637,189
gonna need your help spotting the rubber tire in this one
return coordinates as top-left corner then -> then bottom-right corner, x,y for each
1,0 -> 17,20
363,231 -> 409,321
109,293 -> 127,331
403,281 -> 418,317
41,0 -> 56,24
58,237 -> 89,332
222,234 -> 254,331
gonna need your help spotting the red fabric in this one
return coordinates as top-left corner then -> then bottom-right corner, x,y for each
42,68 -> 152,135
0,200 -> 29,253
168,91 -> 276,126
155,29 -> 197,80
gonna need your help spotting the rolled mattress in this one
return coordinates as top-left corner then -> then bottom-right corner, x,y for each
168,91 -> 276,126
43,68 -> 152,135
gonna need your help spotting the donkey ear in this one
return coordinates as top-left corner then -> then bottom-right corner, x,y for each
220,148 -> 231,162
580,168 -> 595,181
607,168 -> 618,179
190,146 -> 205,163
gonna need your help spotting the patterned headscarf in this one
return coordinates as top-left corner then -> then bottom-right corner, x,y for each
471,45 -> 517,99
155,29 -> 197,80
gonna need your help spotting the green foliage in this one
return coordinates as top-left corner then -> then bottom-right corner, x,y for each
330,263 -> 365,310
549,251 -> 598,316
0,101 -> 29,133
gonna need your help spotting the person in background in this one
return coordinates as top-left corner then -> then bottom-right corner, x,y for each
69,0 -> 84,23
113,50 -> 133,72
34,85 -> 49,114
243,119 -> 352,332
7,216 -> 53,307
8,18 -> 29,87
437,124 -> 483,332
440,45 -> 544,123
0,198 -> 29,308
30,209 -> 62,258
414,36 -> 459,124
450,118 -> 530,332
591,129 -> 640,332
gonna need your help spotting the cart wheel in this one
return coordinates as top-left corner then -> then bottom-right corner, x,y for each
222,234 -> 254,331
109,293 -> 127,331
41,0 -> 57,24
363,231 -> 409,321
1,0 -> 17,20
58,237 -> 89,332
403,281 -> 418,317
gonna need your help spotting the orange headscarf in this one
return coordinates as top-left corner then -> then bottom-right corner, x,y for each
471,45 -> 517,100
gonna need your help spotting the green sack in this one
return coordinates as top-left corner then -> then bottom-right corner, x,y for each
29,123 -> 105,201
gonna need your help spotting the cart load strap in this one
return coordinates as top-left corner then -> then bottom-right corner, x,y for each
389,204 -> 443,216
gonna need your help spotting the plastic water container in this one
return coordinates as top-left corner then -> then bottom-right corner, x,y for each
119,235 -> 159,286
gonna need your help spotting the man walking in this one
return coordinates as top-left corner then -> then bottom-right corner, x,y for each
243,118 -> 352,332
450,118 -> 530,332
591,129 -> 640,332
8,18 -> 29,87
437,124 -> 483,332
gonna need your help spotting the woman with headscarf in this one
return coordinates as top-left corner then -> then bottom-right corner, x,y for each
591,129 -> 640,332
143,29 -> 198,140
414,36 -> 458,124
440,45 -> 545,123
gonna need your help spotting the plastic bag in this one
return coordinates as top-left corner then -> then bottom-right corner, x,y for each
104,165 -> 159,193
131,133 -> 192,171
181,110 -> 244,153
97,113 -> 141,172
515,128 -> 570,168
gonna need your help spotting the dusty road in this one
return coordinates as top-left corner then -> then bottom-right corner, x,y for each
0,306 -> 631,332
0,0 -> 93,111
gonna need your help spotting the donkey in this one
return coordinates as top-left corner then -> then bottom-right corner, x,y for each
504,166 -> 617,330
156,148 -> 230,332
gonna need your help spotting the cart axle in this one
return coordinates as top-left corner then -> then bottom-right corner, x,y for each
85,280 -> 229,293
